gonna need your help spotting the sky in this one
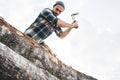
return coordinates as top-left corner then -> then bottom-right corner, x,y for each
0,0 -> 120,80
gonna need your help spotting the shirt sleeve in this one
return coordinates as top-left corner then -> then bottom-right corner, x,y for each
55,26 -> 63,37
41,8 -> 58,25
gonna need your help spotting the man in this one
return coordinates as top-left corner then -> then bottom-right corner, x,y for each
24,1 -> 78,45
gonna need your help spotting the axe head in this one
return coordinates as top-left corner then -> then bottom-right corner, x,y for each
71,12 -> 79,20
71,12 -> 79,17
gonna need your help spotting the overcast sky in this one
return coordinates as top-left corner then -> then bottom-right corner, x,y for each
0,0 -> 120,80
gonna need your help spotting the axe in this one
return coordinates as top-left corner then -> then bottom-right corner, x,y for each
71,12 -> 79,28
71,12 -> 79,20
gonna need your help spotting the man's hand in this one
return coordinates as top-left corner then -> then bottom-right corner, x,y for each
72,20 -> 79,29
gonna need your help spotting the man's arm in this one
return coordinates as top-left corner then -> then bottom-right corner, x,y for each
57,19 -> 78,28
59,27 -> 72,39
58,20 -> 79,39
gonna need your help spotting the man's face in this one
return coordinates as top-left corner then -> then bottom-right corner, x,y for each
53,5 -> 64,16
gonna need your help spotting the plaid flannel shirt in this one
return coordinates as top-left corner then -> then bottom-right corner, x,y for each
24,8 -> 63,44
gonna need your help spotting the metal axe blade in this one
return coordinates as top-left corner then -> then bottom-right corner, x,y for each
71,12 -> 79,20
71,12 -> 79,17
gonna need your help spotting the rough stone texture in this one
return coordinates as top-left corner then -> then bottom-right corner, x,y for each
0,17 -> 97,80
0,42 -> 59,80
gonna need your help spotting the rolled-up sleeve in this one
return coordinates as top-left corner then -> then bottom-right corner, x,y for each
55,26 -> 63,37
41,8 -> 58,25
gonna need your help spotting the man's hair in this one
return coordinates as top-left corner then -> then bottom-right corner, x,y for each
53,1 -> 65,9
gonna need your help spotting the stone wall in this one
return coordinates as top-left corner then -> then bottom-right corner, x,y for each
0,17 -> 97,80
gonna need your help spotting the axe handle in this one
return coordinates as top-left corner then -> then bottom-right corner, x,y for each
71,17 -> 79,28
72,16 -> 75,21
